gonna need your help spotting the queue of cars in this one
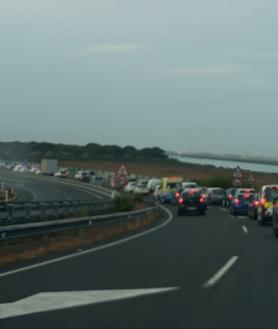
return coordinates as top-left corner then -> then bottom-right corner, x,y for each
125,178 -> 278,233
221,185 -> 278,239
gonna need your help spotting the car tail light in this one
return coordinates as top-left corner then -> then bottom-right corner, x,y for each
260,198 -> 266,207
178,198 -> 184,205
199,197 -> 205,203
254,200 -> 259,207
175,192 -> 180,198
235,198 -> 240,205
228,194 -> 233,200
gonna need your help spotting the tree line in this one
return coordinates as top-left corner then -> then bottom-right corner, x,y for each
0,142 -> 167,162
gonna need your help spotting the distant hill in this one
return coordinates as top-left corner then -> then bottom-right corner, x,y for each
0,141 -> 168,162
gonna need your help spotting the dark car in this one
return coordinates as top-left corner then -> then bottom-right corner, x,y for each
177,188 -> 206,216
230,192 -> 254,216
223,188 -> 238,208
248,194 -> 260,220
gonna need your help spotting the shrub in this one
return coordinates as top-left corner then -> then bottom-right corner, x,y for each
197,176 -> 233,189
115,195 -> 135,212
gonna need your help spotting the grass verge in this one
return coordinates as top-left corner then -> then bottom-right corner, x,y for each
0,211 -> 160,268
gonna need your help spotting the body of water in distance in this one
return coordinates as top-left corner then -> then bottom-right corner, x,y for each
172,155 -> 278,174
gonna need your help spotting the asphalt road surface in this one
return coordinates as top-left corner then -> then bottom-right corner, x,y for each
0,169 -> 101,202
1,205 -> 278,328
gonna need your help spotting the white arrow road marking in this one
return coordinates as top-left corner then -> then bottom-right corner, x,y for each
0,288 -> 178,320
203,256 -> 239,288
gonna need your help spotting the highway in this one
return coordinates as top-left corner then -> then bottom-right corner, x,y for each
0,169 -> 103,202
1,205 -> 278,328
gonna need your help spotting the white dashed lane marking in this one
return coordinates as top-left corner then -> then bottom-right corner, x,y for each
242,226 -> 248,234
203,256 -> 239,288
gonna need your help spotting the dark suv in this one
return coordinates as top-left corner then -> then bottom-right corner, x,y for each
177,188 -> 206,216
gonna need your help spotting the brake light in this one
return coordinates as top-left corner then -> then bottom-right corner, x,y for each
199,197 -> 205,203
175,192 -> 180,198
243,193 -> 250,199
261,198 -> 266,206
178,198 -> 184,205
235,198 -> 240,205
228,194 -> 233,200
254,201 -> 259,207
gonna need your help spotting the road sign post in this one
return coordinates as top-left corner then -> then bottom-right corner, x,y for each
248,174 -> 255,187
232,166 -> 243,187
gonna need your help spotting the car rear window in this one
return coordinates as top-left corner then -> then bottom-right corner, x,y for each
238,194 -> 253,201
182,191 -> 201,198
211,190 -> 225,195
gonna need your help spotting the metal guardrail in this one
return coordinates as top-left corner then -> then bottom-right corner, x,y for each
0,207 -> 159,241
0,200 -> 116,226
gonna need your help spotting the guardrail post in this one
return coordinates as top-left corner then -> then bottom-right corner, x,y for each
7,204 -> 13,223
25,204 -> 31,221
78,228 -> 85,241
40,203 -> 46,220
62,202 -> 69,218
53,203 -> 58,219
43,234 -> 49,248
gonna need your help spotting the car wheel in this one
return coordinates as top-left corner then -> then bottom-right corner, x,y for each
258,213 -> 265,226
231,208 -> 237,216
273,227 -> 278,239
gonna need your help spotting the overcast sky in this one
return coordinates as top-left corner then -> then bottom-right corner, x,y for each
1,0 -> 278,156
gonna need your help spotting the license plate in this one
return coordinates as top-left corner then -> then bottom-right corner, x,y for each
187,207 -> 196,211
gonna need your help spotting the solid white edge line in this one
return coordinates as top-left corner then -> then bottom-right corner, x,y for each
242,226 -> 248,234
0,205 -> 173,278
203,256 -> 239,288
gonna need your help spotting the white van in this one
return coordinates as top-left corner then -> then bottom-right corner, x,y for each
147,179 -> 162,192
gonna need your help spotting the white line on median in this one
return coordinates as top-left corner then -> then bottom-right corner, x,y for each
0,206 -> 173,278
242,226 -> 248,234
203,256 -> 239,288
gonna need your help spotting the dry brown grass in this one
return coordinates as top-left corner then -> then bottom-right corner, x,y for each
61,159 -> 278,188
0,213 -> 159,267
